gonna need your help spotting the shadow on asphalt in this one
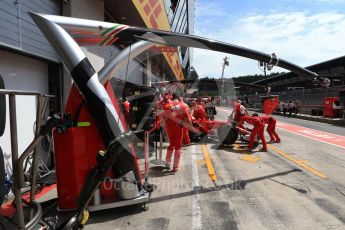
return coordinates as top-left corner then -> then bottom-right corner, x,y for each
214,142 -> 260,155
86,203 -> 144,225
148,168 -> 175,178
86,169 -> 303,225
149,168 -> 302,204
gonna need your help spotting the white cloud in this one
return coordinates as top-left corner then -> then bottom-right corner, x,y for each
314,0 -> 345,4
194,1 -> 227,18
192,11 -> 345,78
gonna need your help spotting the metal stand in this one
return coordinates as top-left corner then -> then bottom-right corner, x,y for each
87,131 -> 153,212
24,111 -> 55,181
149,130 -> 166,168
0,89 -> 53,229
88,191 -> 150,212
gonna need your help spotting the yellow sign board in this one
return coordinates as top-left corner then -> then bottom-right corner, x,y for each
133,0 -> 184,80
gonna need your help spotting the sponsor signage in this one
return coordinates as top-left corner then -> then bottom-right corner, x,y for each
133,0 -> 184,80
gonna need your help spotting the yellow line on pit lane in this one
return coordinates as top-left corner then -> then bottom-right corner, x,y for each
201,143 -> 217,182
268,144 -> 328,179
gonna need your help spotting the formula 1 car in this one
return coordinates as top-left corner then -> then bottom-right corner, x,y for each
189,117 -> 261,145
188,118 -> 235,145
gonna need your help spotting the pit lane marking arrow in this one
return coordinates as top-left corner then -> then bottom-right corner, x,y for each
232,144 -> 249,151
195,159 -> 206,166
240,154 -> 262,162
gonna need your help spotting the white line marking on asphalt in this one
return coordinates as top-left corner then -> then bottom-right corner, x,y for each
192,149 -> 202,230
277,127 -> 345,150
278,121 -> 345,138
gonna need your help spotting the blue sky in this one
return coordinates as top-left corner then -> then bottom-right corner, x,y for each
193,0 -> 345,78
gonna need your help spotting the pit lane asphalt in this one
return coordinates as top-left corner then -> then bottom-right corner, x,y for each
85,106 -> 345,230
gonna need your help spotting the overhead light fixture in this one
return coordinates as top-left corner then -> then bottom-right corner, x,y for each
267,64 -> 274,71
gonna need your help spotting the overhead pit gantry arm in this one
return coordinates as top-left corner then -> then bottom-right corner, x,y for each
30,13 -> 330,88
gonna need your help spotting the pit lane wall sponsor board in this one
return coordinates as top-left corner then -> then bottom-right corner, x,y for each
133,0 -> 184,80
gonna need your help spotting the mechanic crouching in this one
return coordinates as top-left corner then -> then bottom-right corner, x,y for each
260,115 -> 281,143
163,94 -> 192,172
241,113 -> 267,152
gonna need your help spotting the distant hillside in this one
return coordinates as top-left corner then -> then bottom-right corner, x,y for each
231,72 -> 285,83
199,72 -> 286,84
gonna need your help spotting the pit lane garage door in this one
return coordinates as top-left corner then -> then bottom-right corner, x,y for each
0,0 -> 61,62
0,1 -> 61,176
0,49 -> 49,176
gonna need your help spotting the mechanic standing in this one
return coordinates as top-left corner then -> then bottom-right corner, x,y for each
164,94 -> 192,172
205,97 -> 216,121
260,115 -> 281,143
241,114 -> 267,152
122,97 -> 130,123
192,100 -> 207,121
157,93 -> 171,110
230,99 -> 248,129
154,93 -> 172,139
191,100 -> 211,134
179,96 -> 192,145
197,96 -> 206,108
